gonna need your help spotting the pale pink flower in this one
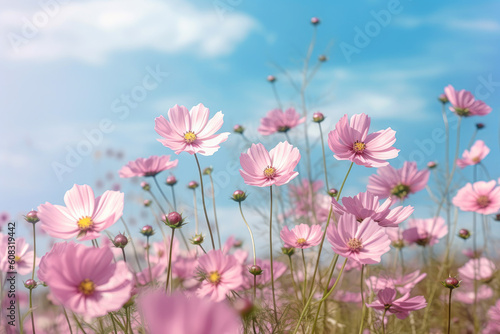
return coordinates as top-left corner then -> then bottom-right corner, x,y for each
136,261 -> 167,286
458,257 -> 496,282
243,258 -> 287,289
258,107 -> 305,135
289,180 -> 332,223
367,161 -> 429,200
326,213 -> 391,264
462,248 -> 482,259
366,270 -> 426,295
332,191 -> 413,228
366,287 -> 426,319
454,284 -> 493,304
484,300 -> 500,334
452,180 -> 500,215
139,290 -> 241,334
154,104 -> 230,156
328,113 -> 399,168
119,155 -> 178,178
457,140 -> 490,168
38,184 -> 124,240
402,217 -> 448,247
38,242 -> 133,317
196,250 -> 244,302
0,236 -> 39,275
172,255 -> 199,289
149,238 -> 179,265
444,85 -> 492,117
280,224 -> 322,249
0,212 -> 9,231
239,141 -> 300,187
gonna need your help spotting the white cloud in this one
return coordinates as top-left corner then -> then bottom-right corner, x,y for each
0,0 -> 258,63
395,15 -> 500,32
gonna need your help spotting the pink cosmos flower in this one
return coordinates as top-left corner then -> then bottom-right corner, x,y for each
332,191 -> 414,228
0,212 -> 9,231
366,270 -> 427,295
462,248 -> 482,259
454,284 -> 493,304
119,155 -> 178,178
366,287 -> 427,319
139,290 -> 241,334
402,217 -> 448,247
289,179 -> 331,223
484,300 -> 500,334
257,107 -> 305,135
136,261 -> 167,286
328,113 -> 399,168
457,140 -> 490,168
243,258 -> 287,289
367,161 -> 430,200
38,242 -> 133,317
196,250 -> 243,302
0,237 -> 38,275
452,181 -> 500,215
280,224 -> 322,249
38,184 -> 124,240
326,213 -> 391,265
239,141 -> 301,187
458,257 -> 496,282
154,104 -> 230,156
173,255 -> 199,290
149,238 -> 179,265
444,85 -> 492,117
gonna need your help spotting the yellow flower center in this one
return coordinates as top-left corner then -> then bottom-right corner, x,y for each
347,238 -> 363,252
184,131 -> 197,143
296,238 -> 306,245
353,141 -> 366,153
78,279 -> 95,296
14,256 -> 21,262
263,166 -> 276,178
472,156 -> 480,163
477,195 -> 490,208
391,184 -> 411,199
77,216 -> 94,231
208,271 -> 221,284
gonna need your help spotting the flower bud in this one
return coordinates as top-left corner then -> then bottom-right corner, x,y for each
267,75 -> 276,83
190,234 -> 204,245
141,182 -> 150,191
476,123 -> 485,130
234,239 -> 243,248
24,210 -> 39,224
427,161 -> 438,169
233,124 -> 245,134
231,190 -> 247,202
392,239 -> 405,249
318,55 -> 327,62
165,211 -> 185,228
312,112 -> 325,123
140,225 -> 154,237
188,181 -> 199,189
438,94 -> 449,104
282,247 -> 295,256
203,167 -> 213,175
310,17 -> 320,25
327,188 -> 338,197
24,279 -> 37,290
458,228 -> 471,240
233,298 -> 254,317
249,265 -> 263,276
166,175 -> 177,186
113,233 -> 128,248
494,213 -> 500,222
442,276 -> 461,289
143,199 -> 152,207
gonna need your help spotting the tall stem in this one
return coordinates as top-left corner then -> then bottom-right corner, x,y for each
268,186 -> 278,324
165,228 -> 176,293
239,202 -> 257,265
194,154 -> 216,250
447,288 -> 453,334
30,223 -> 36,334
288,256 -> 300,301
310,255 -> 339,333
153,175 -> 173,210
193,189 -> 199,234
301,249 -> 307,304
381,308 -> 388,334
170,185 -> 177,210
358,265 -> 366,334
63,308 -> 74,334
318,122 -> 329,190
208,174 -> 222,249
121,217 -> 142,271
146,236 -> 153,285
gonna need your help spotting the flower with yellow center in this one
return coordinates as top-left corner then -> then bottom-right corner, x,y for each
353,141 -> 366,153
208,271 -> 221,285
347,238 -> 363,253
184,131 -> 197,144
263,166 -> 276,178
14,255 -> 21,262
476,195 -> 490,208
296,238 -> 306,245
78,279 -> 95,296
77,216 -> 94,231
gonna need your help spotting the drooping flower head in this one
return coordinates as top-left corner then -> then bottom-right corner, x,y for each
38,242 -> 133,317
458,257 -> 496,283
328,113 -> 399,168
452,180 -> 500,215
38,184 -> 124,240
258,107 -> 305,135
196,250 -> 243,302
444,85 -> 492,117
332,191 -> 413,228
154,104 -> 230,156
402,217 -> 448,247
366,287 -> 427,319
280,224 -> 322,249
119,155 -> 178,178
367,161 -> 429,200
457,140 -> 490,169
326,213 -> 391,264
139,290 -> 242,334
239,141 -> 300,187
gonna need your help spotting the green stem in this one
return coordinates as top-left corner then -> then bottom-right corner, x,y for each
301,249 -> 307,304
30,223 -> 36,334
109,313 -> 118,334
358,265 -> 366,334
166,228 -> 176,293
63,308 -> 74,334
382,308 -> 388,334
238,202 -> 256,265
208,174 -> 222,249
73,314 -> 87,334
153,175 -> 173,210
146,236 -> 153,285
447,288 -> 453,334
192,189 -> 199,234
268,186 -> 278,324
121,217 -> 143,272
171,185 -> 177,211
194,154 -> 216,250
310,255 -> 339,333
318,122 -> 329,190
288,256 -> 300,301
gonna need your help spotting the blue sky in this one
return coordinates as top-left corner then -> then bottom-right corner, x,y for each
1,0 -> 499,256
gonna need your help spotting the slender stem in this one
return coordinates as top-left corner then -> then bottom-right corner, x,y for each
171,186 -> 177,211
268,186 -> 279,324
153,175 -> 173,210
301,249 -> 307,304
73,314 -> 87,334
121,248 -> 127,263
358,265 -> 366,334
63,308 -> 74,334
288,256 -> 300,301
238,202 -> 256,265
381,309 -> 388,334
310,255 -> 339,333
194,154 -> 216,250
146,236 -> 153,286
320,258 -> 347,301
447,288 -> 453,334
126,307 -> 132,334
253,275 -> 257,302
166,228 -> 176,292
472,165 -> 478,333
30,223 -> 36,334
318,122 -> 329,190
193,189 -> 199,234
208,174 -> 222,249
271,82 -> 282,110
121,217 -> 143,272
198,244 -> 207,254
292,286 -> 318,334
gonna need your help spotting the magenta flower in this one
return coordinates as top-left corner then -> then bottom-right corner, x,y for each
239,141 -> 301,187
458,257 -> 496,282
38,242 -> 133,317
366,287 -> 427,319
196,250 -> 243,302
328,113 -> 399,168
119,155 -> 178,178
402,217 -> 448,247
326,213 -> 391,265
258,107 -> 305,135
38,184 -> 124,240
139,291 -> 241,334
367,161 -> 430,200
280,224 -> 322,249
332,191 -> 414,228
444,85 -> 492,117
0,237 -> 38,275
457,140 -> 490,168
154,104 -> 230,156
452,180 -> 500,215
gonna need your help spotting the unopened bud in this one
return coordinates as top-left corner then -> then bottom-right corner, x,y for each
458,228 -> 471,240
140,225 -> 154,237
327,188 -> 338,197
113,233 -> 128,248
166,175 -> 177,186
267,75 -> 276,83
24,279 -> 37,290
188,181 -> 199,189
232,190 -> 247,202
442,276 -> 461,289
249,265 -> 263,276
312,112 -> 325,123
282,247 -> 295,256
311,17 -> 320,25
141,182 -> 150,191
24,210 -> 39,224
